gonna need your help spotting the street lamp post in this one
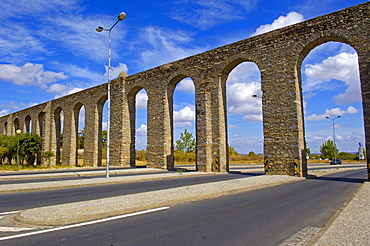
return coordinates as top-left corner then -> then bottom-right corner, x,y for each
96,12 -> 126,178
326,115 -> 341,163
16,129 -> 21,171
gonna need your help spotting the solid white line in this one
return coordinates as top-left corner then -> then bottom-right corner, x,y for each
0,207 -> 170,241
0,211 -> 20,216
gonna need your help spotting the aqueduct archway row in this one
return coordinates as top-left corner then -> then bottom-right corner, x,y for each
1,3 -> 369,177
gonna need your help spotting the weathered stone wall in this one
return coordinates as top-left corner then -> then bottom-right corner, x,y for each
0,2 -> 368,177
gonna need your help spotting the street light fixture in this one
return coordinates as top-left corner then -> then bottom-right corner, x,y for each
16,129 -> 21,171
326,115 -> 341,163
96,12 -> 126,178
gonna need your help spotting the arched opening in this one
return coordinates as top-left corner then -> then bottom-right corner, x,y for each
98,96 -> 108,167
4,122 -> 8,135
38,112 -> 45,137
225,61 -> 263,173
13,118 -> 20,134
25,115 -> 32,133
74,103 -> 85,166
128,87 -> 148,167
54,107 -> 64,165
300,41 -> 365,174
170,77 -> 196,171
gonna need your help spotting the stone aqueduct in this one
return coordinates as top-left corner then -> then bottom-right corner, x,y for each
1,3 -> 369,177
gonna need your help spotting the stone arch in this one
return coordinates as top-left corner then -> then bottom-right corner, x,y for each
54,107 -> 64,165
25,115 -> 32,133
97,95 -> 108,167
73,102 -> 85,166
223,60 -> 263,155
4,122 -> 8,135
167,74 -> 196,170
38,112 -> 46,138
128,86 -> 147,167
296,36 -> 365,174
296,35 -> 358,78
13,118 -> 20,134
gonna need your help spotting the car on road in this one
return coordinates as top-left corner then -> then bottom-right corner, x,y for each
330,159 -> 342,165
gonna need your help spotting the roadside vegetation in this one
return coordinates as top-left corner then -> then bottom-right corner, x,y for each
1,130 -> 364,171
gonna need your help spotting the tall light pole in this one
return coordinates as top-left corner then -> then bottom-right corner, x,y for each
96,12 -> 126,178
16,129 -> 21,171
326,115 -> 341,162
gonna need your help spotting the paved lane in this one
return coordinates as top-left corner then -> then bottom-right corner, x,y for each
1,169 -> 366,246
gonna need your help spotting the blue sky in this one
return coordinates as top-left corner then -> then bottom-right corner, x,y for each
0,0 -> 366,154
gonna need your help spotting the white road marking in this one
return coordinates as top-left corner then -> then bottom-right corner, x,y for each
0,206 -> 170,241
0,227 -> 34,232
0,211 -> 20,216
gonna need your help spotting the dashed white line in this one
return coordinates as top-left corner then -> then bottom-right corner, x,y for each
0,207 -> 170,241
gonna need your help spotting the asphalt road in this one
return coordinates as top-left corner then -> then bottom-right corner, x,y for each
2,168 -> 366,246
0,172 -> 255,212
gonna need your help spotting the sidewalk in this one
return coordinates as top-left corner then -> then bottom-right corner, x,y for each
312,181 -> 370,246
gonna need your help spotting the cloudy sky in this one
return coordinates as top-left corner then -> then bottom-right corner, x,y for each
0,0 -> 366,154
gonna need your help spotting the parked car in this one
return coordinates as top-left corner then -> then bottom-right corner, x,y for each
330,159 -> 342,165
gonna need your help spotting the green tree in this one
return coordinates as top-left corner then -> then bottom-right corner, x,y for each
19,133 -> 43,165
320,140 -> 338,160
175,129 -> 196,163
78,129 -> 84,149
175,129 -> 196,153
306,148 -> 311,157
0,135 -> 17,164
228,146 -> 240,156
248,151 -> 256,157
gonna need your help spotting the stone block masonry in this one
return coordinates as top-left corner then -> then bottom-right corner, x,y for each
1,2 -> 369,177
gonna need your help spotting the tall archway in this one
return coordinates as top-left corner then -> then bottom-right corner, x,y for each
224,61 -> 263,170
299,41 -> 364,173
74,103 -> 85,166
128,87 -> 148,167
54,107 -> 64,165
25,115 -> 32,133
98,96 -> 108,167
170,76 -> 196,171
13,118 -> 20,134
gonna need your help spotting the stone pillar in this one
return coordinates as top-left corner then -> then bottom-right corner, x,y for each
359,51 -> 370,179
195,79 -> 213,172
62,108 -> 78,166
110,74 -> 131,167
210,75 -> 228,172
261,62 -> 307,177
84,103 -> 100,167
146,89 -> 172,170
42,103 -> 56,166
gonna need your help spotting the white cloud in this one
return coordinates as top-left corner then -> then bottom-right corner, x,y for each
138,26 -> 206,69
304,52 -> 360,104
0,63 -> 68,88
136,124 -> 147,136
0,0 -> 80,19
136,91 -> 148,110
252,12 -> 304,36
107,63 -> 129,80
229,125 -> 237,129
242,114 -> 262,122
306,106 -> 359,121
0,109 -> 10,117
226,62 -> 262,122
46,83 -> 83,98
173,106 -> 195,128
176,78 -> 195,93
172,0 -> 258,29
227,82 -> 261,115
